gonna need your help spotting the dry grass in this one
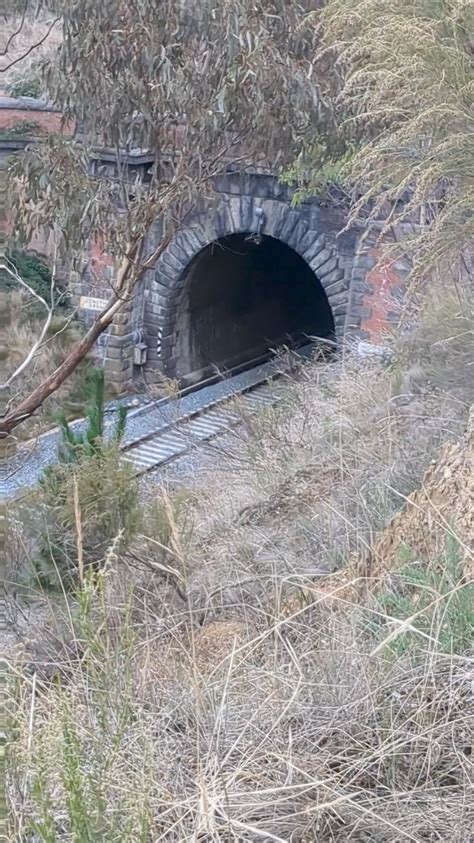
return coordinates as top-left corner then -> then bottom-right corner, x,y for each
4,290 -> 100,440
7,568 -> 473,841
1,11 -> 61,93
6,280 -> 474,841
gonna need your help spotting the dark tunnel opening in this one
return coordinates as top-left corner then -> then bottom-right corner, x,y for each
170,233 -> 335,382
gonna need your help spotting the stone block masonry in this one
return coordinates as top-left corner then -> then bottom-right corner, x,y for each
1,95 -> 410,391
79,172 -> 410,390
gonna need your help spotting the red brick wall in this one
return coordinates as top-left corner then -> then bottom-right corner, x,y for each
360,250 -> 405,343
87,237 -> 117,297
0,108 -> 74,135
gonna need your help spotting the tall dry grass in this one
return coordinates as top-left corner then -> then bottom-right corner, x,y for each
5,280 -> 474,841
7,552 -> 473,841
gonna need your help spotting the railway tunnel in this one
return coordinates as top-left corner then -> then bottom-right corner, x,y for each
167,233 -> 335,383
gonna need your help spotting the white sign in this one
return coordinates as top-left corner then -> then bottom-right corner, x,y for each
80,295 -> 109,312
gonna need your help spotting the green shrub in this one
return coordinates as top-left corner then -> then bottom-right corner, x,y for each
53,368 -> 127,463
18,571 -> 153,842
7,73 -> 43,99
3,249 -> 67,309
0,119 -> 41,139
32,370 -> 137,588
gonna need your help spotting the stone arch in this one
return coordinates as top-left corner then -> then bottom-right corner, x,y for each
144,195 -> 350,380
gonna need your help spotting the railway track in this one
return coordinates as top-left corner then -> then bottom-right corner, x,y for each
120,346 -> 313,476
121,380 -> 280,475
3,344 -> 316,498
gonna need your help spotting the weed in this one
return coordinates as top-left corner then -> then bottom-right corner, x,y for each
6,280 -> 473,840
53,368 -> 127,463
1,250 -> 61,307
0,120 -> 42,139
31,370 -> 137,588
2,290 -> 96,440
15,571 -> 156,842
7,72 -> 43,99
374,535 -> 474,657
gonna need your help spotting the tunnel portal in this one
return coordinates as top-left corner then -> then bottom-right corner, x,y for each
170,233 -> 335,382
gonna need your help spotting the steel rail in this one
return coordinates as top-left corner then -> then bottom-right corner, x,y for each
121,347 -> 310,476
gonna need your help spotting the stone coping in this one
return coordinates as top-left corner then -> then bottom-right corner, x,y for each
0,96 -> 60,111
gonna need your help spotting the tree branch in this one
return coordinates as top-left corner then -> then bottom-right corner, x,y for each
0,229 -> 173,436
0,246 -> 57,391
1,1 -> 29,57
0,16 -> 59,74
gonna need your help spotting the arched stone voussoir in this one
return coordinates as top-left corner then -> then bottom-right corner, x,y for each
300,232 -> 326,264
326,288 -> 349,308
322,277 -> 348,300
285,220 -> 309,253
257,199 -> 291,239
319,266 -> 345,289
277,209 -> 303,245
309,248 -> 333,273
181,227 -> 206,255
238,195 -> 254,232
160,250 -> 187,276
167,231 -> 200,264
317,254 -> 341,277
189,221 -> 220,251
153,264 -> 176,288
228,196 -> 243,233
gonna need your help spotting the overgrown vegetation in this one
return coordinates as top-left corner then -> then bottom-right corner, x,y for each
53,368 -> 127,463
29,369 -> 135,588
0,120 -> 41,139
372,535 -> 473,657
0,253 -> 113,439
3,1 -> 473,839
6,280 -> 473,840
0,288 -> 100,440
2,251 -> 63,308
308,0 -> 474,280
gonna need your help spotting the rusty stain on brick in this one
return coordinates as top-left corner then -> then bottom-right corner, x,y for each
360,251 -> 405,342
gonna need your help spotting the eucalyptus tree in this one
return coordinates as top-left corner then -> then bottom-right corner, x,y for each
1,0 -> 332,435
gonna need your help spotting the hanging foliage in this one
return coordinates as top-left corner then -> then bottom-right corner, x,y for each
304,0 -> 474,279
2,0 -> 336,434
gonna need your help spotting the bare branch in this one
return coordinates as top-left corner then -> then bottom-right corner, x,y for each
0,229 -> 174,434
0,15 -> 59,74
2,256 -> 50,312
0,245 -> 57,390
0,1 -> 29,57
